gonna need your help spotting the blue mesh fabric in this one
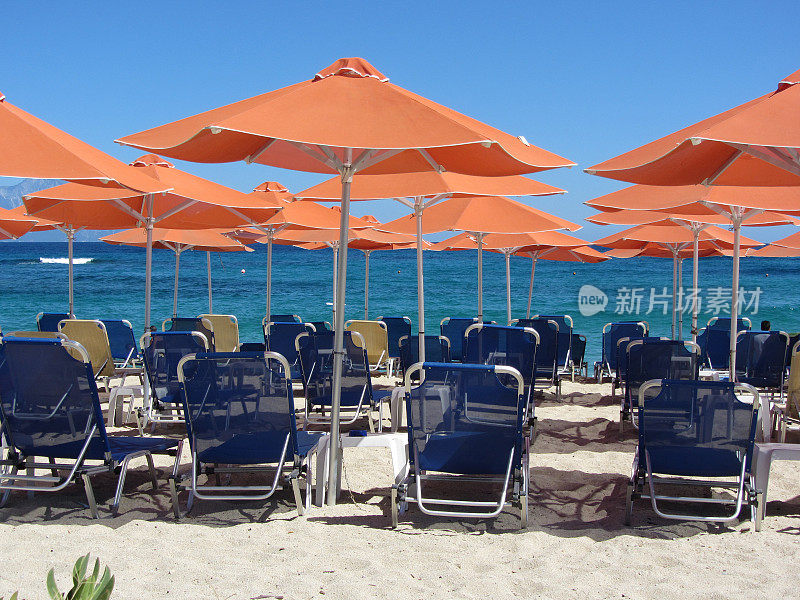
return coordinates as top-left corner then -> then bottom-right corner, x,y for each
603,323 -> 646,370
101,320 -> 139,361
440,318 -> 478,362
735,332 -> 788,389
265,322 -> 315,379
463,325 -> 537,389
708,318 -> 751,332
37,313 -> 71,332
270,314 -> 301,323
526,316 -> 573,368
639,379 -> 757,477
405,363 -> 524,474
571,334 -> 586,366
164,317 -> 215,350
697,327 -> 731,369
399,335 -> 450,376
180,353 -> 303,464
143,332 -> 208,407
309,321 -> 331,332
297,331 -> 372,408
625,340 -> 699,408
378,317 -> 412,359
522,319 -> 558,381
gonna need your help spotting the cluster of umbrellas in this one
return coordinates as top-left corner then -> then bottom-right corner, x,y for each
3,60 -> 800,505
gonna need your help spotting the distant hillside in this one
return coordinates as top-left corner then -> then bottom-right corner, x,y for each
0,178 -> 62,210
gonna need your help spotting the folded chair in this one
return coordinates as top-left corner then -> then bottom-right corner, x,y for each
174,351 -> 324,517
296,330 -> 386,431
264,321 -> 316,381
626,378 -> 761,526
345,319 -> 395,376
620,339 -> 700,431
36,312 -> 74,333
398,334 -> 451,382
377,316 -> 412,370
392,362 -> 530,528
594,321 -> 648,388
0,337 -> 183,518
140,331 -> 210,426
440,317 -> 479,363
199,314 -> 239,352
163,317 -> 215,351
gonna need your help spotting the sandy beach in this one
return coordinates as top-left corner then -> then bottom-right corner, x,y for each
1,379 -> 798,600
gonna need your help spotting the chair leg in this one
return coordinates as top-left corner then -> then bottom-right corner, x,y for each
291,474 -> 305,517
0,466 -> 18,507
82,474 -> 99,519
391,485 -> 400,528
26,457 -> 35,499
48,456 -> 59,478
145,454 -> 158,490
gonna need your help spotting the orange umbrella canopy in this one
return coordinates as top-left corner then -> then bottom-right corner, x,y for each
586,69 -> 800,186
594,223 -> 760,249
382,195 -> 581,235
0,92 -> 167,193
117,57 -> 575,177
271,226 -> 416,250
586,206 -> 799,227
433,230 -> 601,255
23,154 -> 283,230
7,206 -> 61,232
100,228 -> 252,253
259,197 -> 372,230
604,243 -> 729,259
0,206 -> 40,239
296,171 -> 565,201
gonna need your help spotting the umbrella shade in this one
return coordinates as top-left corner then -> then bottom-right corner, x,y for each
594,223 -> 760,249
0,206 -> 39,239
587,206 -> 799,227
747,244 -> 800,258
585,69 -> 800,186
0,92 -> 168,193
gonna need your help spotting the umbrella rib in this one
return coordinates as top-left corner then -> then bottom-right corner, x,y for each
0,225 -> 17,239
245,138 -> 278,164
728,143 -> 800,177
155,199 -> 197,224
703,149 -> 743,185
112,199 -> 147,224
290,142 -> 338,171
416,149 -> 444,172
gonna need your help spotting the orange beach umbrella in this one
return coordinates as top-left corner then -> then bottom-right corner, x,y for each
0,206 -> 39,239
115,56 -> 575,505
101,228 -> 251,316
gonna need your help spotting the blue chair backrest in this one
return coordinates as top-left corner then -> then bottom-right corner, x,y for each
638,379 -> 758,477
463,324 -> 538,388
296,330 -> 371,408
735,331 -> 789,389
399,335 -> 451,375
603,322 -> 646,370
519,319 -> 558,379
100,319 -> 139,361
571,334 -> 586,366
179,352 -> 300,464
697,327 -> 732,369
142,332 -> 208,403
625,340 -> 699,403
377,316 -> 412,359
37,313 -> 72,333
309,321 -> 331,332
164,317 -> 215,350
440,317 -> 478,362
531,315 -> 573,367
270,314 -> 301,323
405,362 -> 525,474
0,338 -> 108,459
708,317 -> 751,332
265,322 -> 315,377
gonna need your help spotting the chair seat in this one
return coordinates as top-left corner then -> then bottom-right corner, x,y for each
24,435 -> 179,463
647,447 -> 745,478
197,431 -> 324,464
419,430 -> 516,475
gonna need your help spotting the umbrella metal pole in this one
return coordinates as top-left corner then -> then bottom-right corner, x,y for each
671,251 -> 677,339
67,227 -> 75,315
266,230 -> 273,320
526,254 -> 538,319
332,245 -> 338,323
207,251 -> 212,313
692,228 -> 700,344
476,232 -> 484,321
173,250 -> 180,318
505,251 -> 512,325
364,250 -> 370,320
144,197 -> 154,332
678,258 -> 683,340
415,201 -> 426,362
730,211 -> 743,381
327,158 -> 354,506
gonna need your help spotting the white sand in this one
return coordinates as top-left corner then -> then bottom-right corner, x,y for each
1,380 -> 799,600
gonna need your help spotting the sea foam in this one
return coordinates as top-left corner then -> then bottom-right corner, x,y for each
40,257 -> 93,265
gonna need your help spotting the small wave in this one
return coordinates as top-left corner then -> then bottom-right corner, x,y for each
40,257 -> 94,265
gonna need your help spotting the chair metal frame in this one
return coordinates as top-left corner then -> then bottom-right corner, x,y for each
594,321 -> 649,387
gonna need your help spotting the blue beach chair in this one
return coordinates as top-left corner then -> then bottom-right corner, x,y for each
264,321 -> 316,381
100,319 -> 140,368
140,331 -> 210,426
36,312 -> 74,333
626,379 -> 761,525
594,321 -> 648,390
175,351 -> 324,516
570,333 -> 588,380
398,334 -> 451,381
513,318 -> 561,398
392,362 -> 530,528
697,317 -> 753,371
163,317 -> 215,351
309,320 -> 332,332
735,330 -> 790,401
531,314 -> 574,376
377,315 -> 412,366
0,337 -> 183,518
266,314 -> 302,324
620,339 -> 700,431
440,317 -> 479,363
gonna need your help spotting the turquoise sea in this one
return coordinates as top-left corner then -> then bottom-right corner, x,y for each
1,242 -> 798,363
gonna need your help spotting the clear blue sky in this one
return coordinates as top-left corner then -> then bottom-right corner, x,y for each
3,1 -> 799,241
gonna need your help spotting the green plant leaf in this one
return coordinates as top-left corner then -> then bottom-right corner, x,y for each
47,568 -> 62,600
89,571 -> 114,600
10,592 -> 19,600
72,555 -> 89,587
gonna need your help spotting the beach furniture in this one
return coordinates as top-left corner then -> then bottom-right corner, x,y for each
440,317 -> 479,363
163,316 -> 215,351
775,339 -> 800,442
709,316 -> 752,332
345,320 -> 394,376
620,339 -> 700,431
57,320 -> 117,386
392,362 -> 530,528
267,314 -> 302,324
0,337 -> 183,518
100,319 -> 140,368
594,321 -> 648,387
36,312 -> 74,332
511,318 -> 560,398
174,351 -> 323,516
531,314 -> 574,376
463,324 -> 539,410
697,317 -> 754,371
398,334 -> 450,381
141,331 -> 209,425
626,379 -> 761,525
199,314 -> 239,352
309,320 -> 332,332
296,330 -> 385,431
3,331 -> 66,340
376,315 -> 412,367
735,331 -> 790,435
570,334 -> 588,380
264,321 -> 316,381
239,342 -> 266,352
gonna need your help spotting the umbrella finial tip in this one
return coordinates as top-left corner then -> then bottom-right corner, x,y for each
314,58 -> 388,82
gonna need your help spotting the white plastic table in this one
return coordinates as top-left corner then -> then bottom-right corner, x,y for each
751,442 -> 800,530
314,432 -> 409,507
